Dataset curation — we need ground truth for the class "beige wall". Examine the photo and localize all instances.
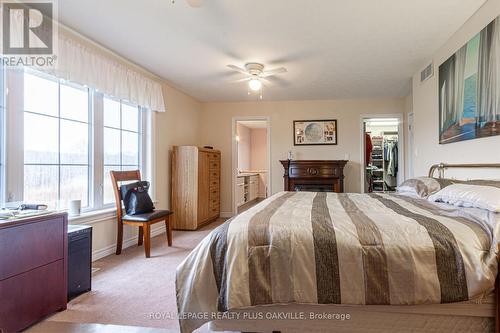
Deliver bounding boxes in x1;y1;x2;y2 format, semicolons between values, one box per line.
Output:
154;83;202;211
200;98;406;214
411;0;500;178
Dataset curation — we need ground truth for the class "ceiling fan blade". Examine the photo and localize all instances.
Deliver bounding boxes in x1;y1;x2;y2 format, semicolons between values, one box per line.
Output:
261;67;287;77
234;77;252;83
227;64;250;75
186;0;203;7
260;77;271;86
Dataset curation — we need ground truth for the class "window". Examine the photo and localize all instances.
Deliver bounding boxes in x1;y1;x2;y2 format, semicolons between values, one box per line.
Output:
1;68;150;211
23;72;90;208
102;97;141;204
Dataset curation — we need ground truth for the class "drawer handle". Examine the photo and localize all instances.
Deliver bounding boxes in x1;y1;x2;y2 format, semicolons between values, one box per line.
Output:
307;168;319;176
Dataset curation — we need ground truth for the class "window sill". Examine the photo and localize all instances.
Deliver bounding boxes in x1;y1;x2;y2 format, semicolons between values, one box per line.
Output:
66;200;159;225
68;207;117;225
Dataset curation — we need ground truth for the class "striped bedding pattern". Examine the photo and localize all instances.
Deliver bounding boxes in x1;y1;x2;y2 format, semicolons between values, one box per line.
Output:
176;191;498;333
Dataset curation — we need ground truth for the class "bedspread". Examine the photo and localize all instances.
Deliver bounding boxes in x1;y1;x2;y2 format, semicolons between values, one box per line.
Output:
176;192;499;332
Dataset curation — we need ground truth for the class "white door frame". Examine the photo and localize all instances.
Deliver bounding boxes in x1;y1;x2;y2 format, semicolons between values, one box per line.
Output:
231;116;271;216
408;112;414;179
359;113;405;193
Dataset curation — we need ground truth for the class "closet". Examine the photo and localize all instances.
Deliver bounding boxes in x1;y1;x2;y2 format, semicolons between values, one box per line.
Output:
365;120;400;193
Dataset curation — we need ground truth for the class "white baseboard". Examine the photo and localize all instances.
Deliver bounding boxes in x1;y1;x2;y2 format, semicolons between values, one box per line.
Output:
92;225;166;262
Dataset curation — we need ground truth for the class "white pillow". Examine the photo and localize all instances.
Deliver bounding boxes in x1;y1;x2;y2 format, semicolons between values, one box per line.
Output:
428;184;500;212
397;177;441;198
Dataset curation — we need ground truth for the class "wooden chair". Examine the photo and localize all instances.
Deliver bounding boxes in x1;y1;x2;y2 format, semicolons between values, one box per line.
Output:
110;170;173;258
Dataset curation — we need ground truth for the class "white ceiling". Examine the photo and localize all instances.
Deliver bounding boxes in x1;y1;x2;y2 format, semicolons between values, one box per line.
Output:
58;0;486;102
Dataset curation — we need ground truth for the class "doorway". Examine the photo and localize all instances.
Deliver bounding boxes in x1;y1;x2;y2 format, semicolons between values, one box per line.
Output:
361;116;404;193
231;117;271;215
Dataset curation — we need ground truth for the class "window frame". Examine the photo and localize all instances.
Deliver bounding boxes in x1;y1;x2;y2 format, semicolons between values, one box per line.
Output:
22;71;92;209
2;68;151;213
100;95;143;208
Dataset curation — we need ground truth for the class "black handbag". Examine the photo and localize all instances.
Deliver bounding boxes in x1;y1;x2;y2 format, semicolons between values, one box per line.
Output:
120;181;155;215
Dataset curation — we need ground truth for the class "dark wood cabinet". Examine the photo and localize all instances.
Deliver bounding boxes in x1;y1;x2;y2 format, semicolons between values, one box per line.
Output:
280;160;348;193
0;213;68;333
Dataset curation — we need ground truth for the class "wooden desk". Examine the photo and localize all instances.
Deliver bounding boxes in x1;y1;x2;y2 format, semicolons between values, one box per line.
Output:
0;212;68;332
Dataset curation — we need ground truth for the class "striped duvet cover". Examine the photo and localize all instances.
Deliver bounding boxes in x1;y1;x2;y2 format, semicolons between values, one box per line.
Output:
176;191;499;333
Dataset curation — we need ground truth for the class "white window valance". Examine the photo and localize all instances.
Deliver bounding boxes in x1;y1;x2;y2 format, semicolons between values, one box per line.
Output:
43;34;166;112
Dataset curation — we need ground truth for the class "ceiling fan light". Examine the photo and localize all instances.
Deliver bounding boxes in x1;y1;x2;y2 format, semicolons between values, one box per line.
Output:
248;78;262;92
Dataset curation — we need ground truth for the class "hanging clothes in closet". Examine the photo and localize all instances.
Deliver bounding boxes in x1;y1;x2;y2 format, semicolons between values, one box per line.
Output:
387;141;398;177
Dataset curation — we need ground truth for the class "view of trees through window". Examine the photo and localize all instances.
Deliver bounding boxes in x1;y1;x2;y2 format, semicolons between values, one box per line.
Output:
23;72;90;207
103;97;141;204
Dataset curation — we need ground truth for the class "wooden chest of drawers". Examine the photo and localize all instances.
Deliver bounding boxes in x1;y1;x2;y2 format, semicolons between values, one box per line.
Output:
171;146;221;230
0;213;68;333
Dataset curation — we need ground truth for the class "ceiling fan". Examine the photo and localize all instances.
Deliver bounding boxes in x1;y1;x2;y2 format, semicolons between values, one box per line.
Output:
171;0;204;8
227;63;287;96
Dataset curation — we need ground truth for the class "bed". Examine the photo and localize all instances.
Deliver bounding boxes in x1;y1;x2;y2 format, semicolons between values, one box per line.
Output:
176;163;500;333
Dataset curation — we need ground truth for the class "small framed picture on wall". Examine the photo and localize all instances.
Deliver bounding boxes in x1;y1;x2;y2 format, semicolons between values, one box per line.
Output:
293;119;338;145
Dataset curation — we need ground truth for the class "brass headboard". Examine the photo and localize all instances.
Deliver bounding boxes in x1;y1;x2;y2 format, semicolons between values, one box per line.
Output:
428;163;500;178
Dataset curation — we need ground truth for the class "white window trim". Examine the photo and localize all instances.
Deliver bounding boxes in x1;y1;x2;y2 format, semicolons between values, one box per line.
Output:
92;91;104;209
142;107;155;201
5;69;24;203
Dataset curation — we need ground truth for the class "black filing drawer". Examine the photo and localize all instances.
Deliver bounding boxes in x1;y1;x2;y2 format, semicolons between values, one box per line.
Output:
67;225;92;301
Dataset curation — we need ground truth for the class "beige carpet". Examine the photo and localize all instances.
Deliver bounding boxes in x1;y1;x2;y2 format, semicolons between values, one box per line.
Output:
44;220;224;332
27;321;174;333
